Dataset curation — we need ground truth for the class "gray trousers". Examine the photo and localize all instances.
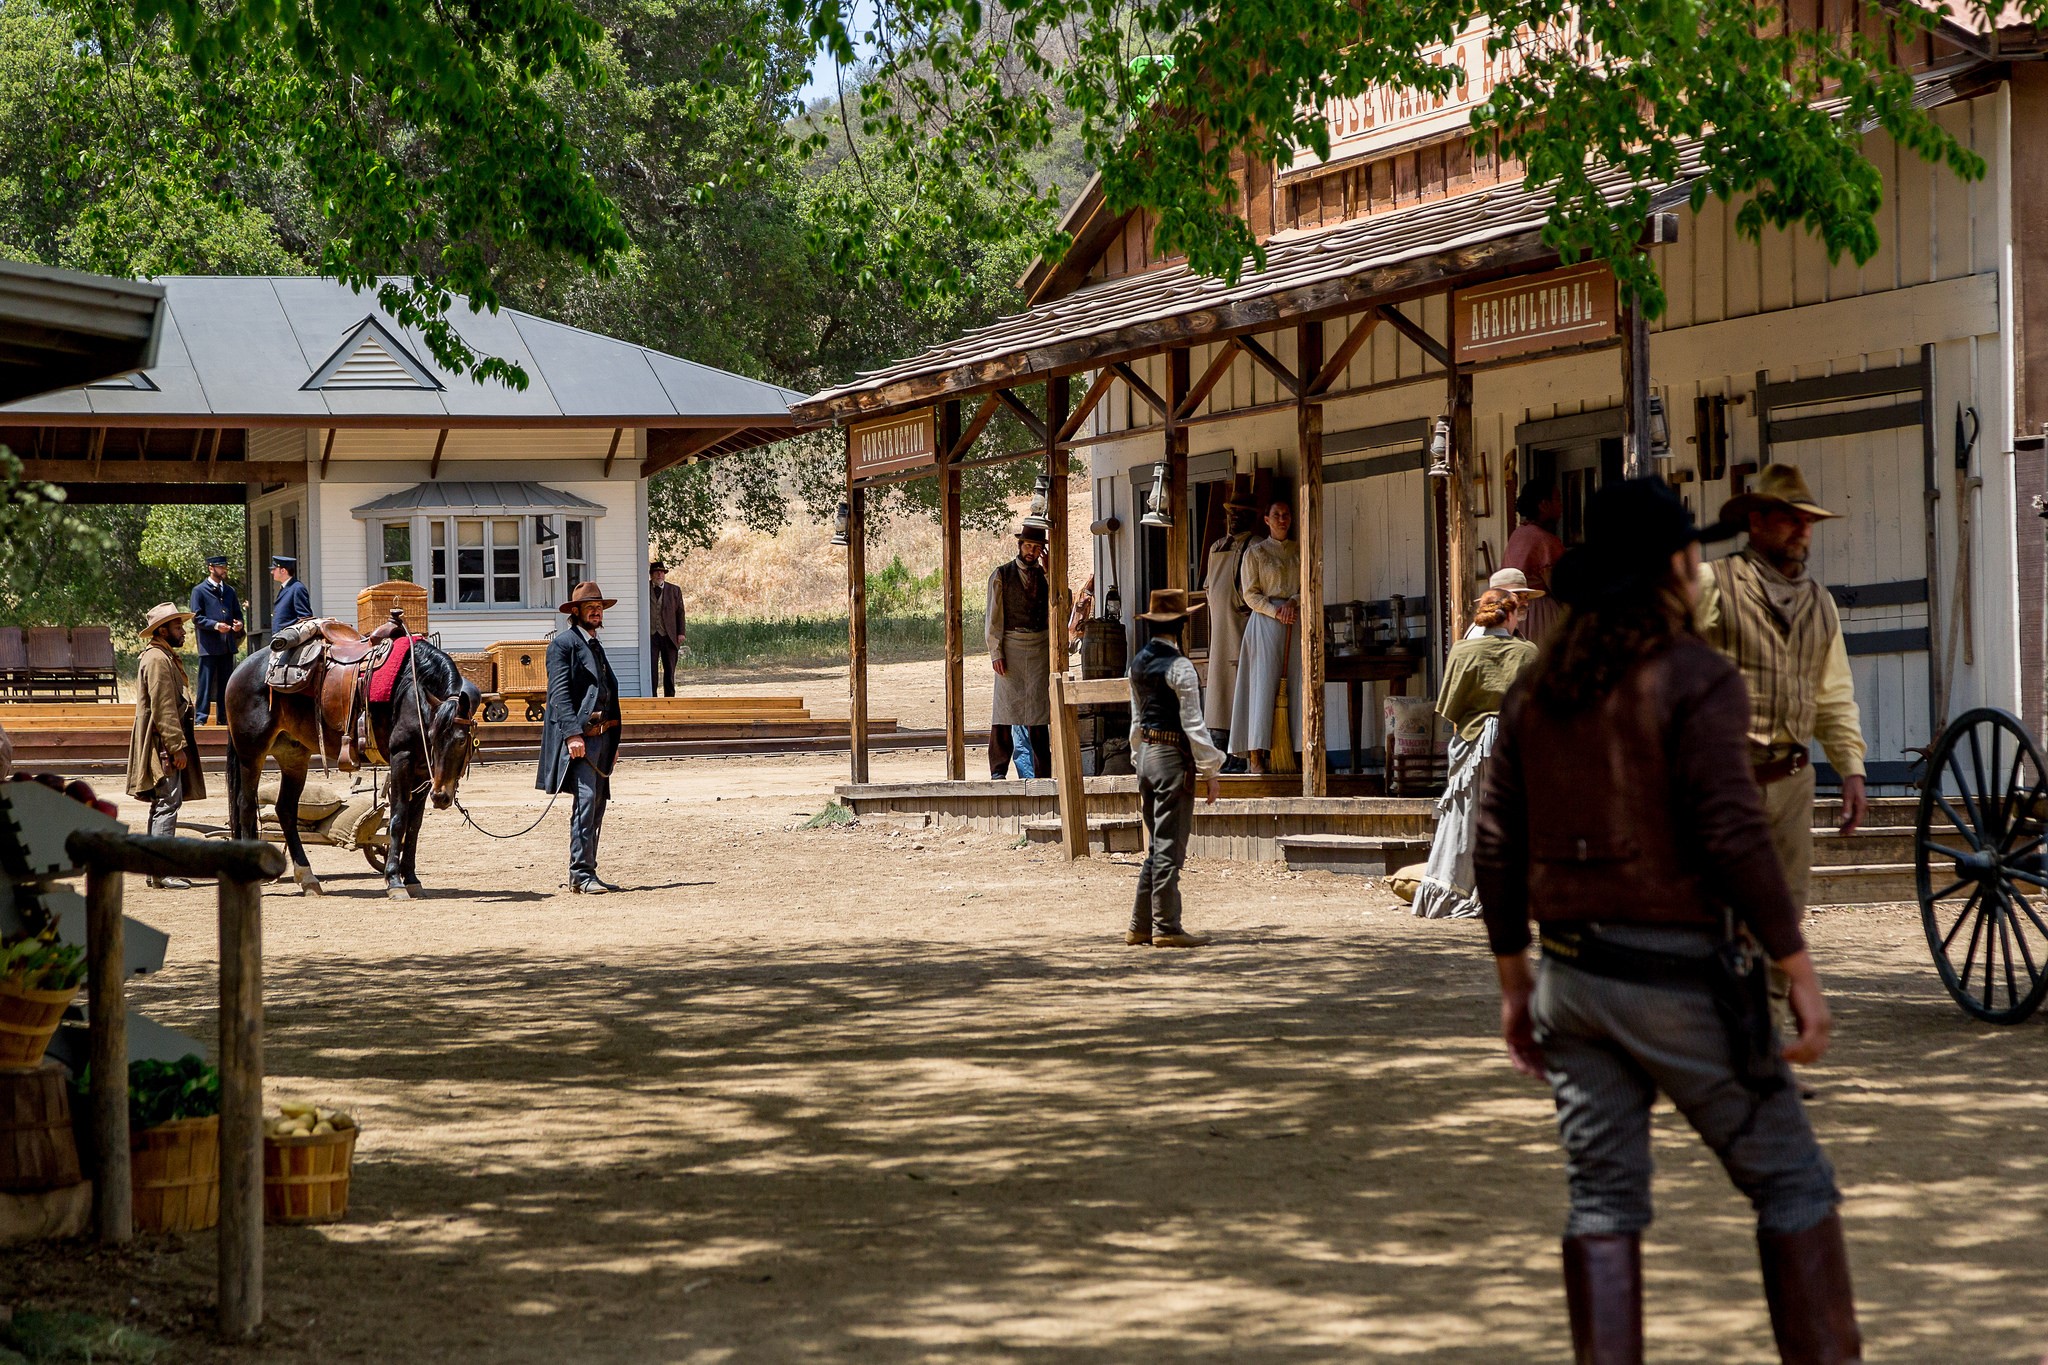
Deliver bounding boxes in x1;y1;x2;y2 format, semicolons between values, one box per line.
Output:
147;774;184;840
1131;740;1194;935
1533;926;1840;1239
567;757;610;883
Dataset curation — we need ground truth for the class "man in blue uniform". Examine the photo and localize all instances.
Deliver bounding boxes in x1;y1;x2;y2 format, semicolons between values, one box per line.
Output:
188;554;243;724
539;581;624;894
269;555;313;636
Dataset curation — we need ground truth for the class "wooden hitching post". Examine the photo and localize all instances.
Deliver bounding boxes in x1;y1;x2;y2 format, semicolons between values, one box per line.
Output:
217;873;264;1341
1165;350;1191;590
84;864;130;1244
847;466;871;786
940;400;967;781
1297;320;1328;798
1447;367;1475;642
1046;376;1072;656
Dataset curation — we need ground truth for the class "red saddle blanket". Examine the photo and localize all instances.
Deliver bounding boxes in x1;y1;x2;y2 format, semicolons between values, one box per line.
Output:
366;634;418;704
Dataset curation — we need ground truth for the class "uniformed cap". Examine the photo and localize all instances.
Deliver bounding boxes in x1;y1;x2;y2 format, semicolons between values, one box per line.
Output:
270;555;297;572
204;554;228;567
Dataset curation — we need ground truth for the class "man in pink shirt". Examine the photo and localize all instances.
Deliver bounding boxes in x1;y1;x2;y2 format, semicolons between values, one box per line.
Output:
1505;476;1565;643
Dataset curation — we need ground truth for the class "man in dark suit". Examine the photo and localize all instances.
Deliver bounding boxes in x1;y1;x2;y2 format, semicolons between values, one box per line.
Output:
648;560;686;697
539;580;624;894
269;555;314;636
189;553;243;724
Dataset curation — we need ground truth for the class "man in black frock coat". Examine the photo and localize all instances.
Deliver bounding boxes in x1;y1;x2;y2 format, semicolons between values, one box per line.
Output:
539;581;624;893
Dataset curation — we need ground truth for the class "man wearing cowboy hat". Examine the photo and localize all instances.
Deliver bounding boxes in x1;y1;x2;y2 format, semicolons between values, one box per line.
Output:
1127;589;1225;947
1200;482;1262;761
648;560;686;697
986;523;1054;779
1696;463;1869;917
188;552;243;725
1464;567;1547;639
540;581;624;894
127;603;207;888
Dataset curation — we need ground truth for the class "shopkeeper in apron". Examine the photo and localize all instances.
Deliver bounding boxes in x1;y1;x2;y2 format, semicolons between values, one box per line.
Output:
986;523;1053;780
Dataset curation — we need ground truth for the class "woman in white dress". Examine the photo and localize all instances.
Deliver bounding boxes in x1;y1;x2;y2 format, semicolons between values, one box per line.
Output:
1229;499;1301;774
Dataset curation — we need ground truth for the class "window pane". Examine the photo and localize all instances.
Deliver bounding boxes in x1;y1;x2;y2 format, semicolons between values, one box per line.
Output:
494;575;521;603
493;546;519;576
566;521;583;560
493;518;519;544
457;520;483;547
431;521;446;548
381;524;412;581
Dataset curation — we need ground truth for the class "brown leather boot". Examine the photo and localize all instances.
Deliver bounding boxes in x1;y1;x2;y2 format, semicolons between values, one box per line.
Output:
1562;1233;1643;1365
1758;1213;1861;1363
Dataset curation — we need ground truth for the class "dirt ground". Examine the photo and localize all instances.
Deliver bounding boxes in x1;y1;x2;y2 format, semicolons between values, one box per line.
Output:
8;752;2048;1363
674;655;992;733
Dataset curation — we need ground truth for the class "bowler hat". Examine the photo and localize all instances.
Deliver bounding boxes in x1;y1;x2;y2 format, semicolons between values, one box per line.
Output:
1720;463;1837;523
559;580;618;613
1138;588;1207;623
140;602;193;639
1015;524;1049;544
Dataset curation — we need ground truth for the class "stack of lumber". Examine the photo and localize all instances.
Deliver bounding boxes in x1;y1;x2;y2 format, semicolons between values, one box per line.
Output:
0;698;942;774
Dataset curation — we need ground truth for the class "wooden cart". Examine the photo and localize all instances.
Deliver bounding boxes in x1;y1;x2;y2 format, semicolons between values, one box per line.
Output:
479;639;552;723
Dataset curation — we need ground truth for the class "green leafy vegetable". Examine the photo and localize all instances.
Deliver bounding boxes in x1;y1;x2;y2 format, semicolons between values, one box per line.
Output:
126;1054;220;1131
0;935;87;993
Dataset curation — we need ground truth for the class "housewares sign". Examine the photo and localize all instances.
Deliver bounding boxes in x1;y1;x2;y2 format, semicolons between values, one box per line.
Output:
1453;262;1618;364
850;409;938;480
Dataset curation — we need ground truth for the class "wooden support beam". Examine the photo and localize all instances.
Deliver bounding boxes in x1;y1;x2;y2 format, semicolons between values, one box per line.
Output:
995;388;1048;444
1237;334;1300;396
17;459;304;486
643;427;731;479
1447;368;1476;641
319;428;336;478
951;393;1001;461
1112;361;1171;419
206;429;222;470
601;427;624;477
846;460;870;785
940;400;967;781
1309;316;1379;396
1178;341;1243;420
1165;349;1191;591
1620;302;1651;477
1046;376;1072;678
428;429;450;480
85;867;130;1245
1375;304;1451;368
89;427;106;473
1050;672;1090;859
188;430;203;460
1058;367;1117;443
1297;321;1327;798
216;875;264;1340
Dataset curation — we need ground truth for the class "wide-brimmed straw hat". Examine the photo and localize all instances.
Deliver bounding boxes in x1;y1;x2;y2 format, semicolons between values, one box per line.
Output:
1138;588;1207;624
1720;463;1837;523
558;581;618;614
140;603;193;638
1486;567;1545;600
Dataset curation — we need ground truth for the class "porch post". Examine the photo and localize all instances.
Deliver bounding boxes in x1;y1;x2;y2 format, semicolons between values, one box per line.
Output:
846;448;870;785
1620;301;1651;478
1165;349;1191;590
1447;366;1475;641
1046;376;1072;656
1297;321;1327;797
940;400;967;780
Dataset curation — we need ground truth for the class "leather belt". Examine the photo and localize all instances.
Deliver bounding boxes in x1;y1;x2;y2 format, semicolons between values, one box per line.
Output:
1137;727;1187;747
583;718;621;735
1752;747;1810;786
1540;928;1718;987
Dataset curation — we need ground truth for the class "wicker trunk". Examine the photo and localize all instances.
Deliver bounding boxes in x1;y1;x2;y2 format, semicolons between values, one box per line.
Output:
357;580;430;637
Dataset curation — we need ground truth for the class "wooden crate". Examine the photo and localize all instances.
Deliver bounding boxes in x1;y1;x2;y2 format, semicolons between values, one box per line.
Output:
487;640;552;695
357;580;429;637
132;1116;220;1234
264;1127;357;1224
452;653;496;695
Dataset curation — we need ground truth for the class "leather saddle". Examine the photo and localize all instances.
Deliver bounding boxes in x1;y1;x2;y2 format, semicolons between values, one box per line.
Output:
307;613;410;771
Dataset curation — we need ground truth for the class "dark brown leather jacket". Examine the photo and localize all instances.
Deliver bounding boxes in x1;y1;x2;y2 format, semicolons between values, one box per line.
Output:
1473;635;1804;961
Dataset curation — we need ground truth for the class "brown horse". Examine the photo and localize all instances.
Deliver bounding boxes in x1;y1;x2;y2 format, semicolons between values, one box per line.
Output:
224;635;480;898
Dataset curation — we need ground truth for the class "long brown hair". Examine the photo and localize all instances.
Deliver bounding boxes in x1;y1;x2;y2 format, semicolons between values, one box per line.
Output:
1525;554;1693;712
1470;588;1518;629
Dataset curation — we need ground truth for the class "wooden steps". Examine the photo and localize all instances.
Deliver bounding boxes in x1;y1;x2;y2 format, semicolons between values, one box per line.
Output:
1277;834;1434;876
1022;814;1144;854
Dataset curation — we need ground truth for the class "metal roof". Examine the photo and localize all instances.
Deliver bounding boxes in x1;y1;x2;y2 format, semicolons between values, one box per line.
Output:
350;481;607;517
796;65;1978;425
0;261;165;404
2;276;806;427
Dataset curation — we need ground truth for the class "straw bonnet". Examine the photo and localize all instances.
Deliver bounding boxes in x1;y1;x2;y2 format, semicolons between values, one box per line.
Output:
1137;588;1207;623
1719;463;1838;523
558;581;618;613
1486;567;1545;600
140;602;193;638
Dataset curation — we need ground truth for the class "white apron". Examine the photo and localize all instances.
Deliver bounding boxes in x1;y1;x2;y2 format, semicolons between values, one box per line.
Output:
991;629;1052;726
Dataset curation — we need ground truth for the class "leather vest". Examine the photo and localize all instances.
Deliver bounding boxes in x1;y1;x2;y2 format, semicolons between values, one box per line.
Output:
1130;638;1185;734
996;559;1049;632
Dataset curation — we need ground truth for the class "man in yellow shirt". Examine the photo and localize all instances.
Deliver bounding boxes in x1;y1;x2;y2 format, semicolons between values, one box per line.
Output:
1694;464;1869;917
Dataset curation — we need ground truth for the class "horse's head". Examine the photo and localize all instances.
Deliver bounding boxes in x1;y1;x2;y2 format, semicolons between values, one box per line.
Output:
426;680;483;809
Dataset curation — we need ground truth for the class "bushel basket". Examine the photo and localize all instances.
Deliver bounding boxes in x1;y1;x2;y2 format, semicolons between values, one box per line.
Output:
132;1115;221;1234
264;1126;357;1223
0;981;79;1071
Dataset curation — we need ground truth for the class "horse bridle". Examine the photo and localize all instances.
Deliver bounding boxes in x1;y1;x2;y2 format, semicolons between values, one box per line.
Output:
403;643;477;796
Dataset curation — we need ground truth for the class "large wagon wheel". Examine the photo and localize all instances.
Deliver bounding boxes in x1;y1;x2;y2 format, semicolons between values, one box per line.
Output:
1915;707;2048;1023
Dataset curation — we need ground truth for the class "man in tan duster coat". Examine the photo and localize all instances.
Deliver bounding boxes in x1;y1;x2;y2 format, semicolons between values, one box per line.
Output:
127;602;206;888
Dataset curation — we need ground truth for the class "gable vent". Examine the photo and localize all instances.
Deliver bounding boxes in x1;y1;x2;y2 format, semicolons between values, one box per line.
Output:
303;317;443;392
86;371;158;390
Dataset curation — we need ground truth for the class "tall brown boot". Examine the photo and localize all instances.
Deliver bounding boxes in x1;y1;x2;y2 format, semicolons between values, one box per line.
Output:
1562;1233;1643;1365
1758;1213;1862;1363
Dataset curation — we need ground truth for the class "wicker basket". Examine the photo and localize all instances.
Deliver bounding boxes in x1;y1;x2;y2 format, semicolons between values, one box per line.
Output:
132;1116;220;1234
264;1127;357;1224
357;580;429;638
0;981;79;1071
487;640;552;696
452;652;496;695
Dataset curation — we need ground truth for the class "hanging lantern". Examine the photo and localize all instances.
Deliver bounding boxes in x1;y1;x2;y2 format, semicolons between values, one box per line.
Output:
1426;416;1453;479
1647;393;1672;460
830;500;851;547
1022;473;1053;532
1138;462;1173;529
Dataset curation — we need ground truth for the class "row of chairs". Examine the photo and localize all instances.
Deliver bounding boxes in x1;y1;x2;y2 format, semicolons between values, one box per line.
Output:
0;626;119;701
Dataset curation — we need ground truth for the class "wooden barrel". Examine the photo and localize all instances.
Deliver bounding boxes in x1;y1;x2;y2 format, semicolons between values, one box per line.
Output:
264;1128;357;1224
132;1116;220;1234
0;1063;83;1193
0;982;79;1070
1078;619;1128;680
